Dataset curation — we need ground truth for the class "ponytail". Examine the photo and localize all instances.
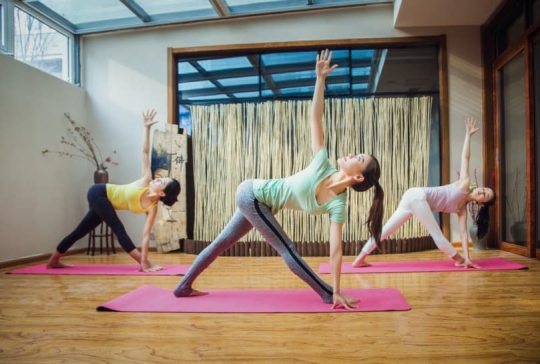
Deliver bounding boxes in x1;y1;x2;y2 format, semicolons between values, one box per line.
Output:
475;193;496;239
351;155;384;249
367;182;385;247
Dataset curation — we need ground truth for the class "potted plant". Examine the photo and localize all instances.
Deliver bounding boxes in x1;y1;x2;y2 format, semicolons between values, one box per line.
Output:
42;113;118;183
507;168;526;243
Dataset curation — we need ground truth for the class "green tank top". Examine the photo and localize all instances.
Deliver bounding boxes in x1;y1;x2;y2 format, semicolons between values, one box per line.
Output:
106;181;157;214
253;148;347;223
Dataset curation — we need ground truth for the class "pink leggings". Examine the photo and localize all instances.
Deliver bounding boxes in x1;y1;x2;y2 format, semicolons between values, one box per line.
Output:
361;188;457;258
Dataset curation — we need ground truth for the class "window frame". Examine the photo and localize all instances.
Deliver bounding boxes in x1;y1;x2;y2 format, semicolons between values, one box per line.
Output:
0;0;76;83
0;0;14;55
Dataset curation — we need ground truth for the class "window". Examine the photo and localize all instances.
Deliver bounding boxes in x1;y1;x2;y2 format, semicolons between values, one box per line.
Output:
495;0;540;56
496;11;526;56
533;0;540;23
13;7;70;81
0;3;3;46
177;47;439;103
0;1;74;82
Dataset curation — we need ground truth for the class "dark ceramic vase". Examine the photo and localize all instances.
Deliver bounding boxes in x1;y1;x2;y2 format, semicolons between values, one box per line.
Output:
510;222;527;244
94;169;109;184
469;224;489;250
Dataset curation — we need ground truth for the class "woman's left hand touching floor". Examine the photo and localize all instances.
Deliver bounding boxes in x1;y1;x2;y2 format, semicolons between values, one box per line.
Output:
455;257;480;269
332;292;359;310
139;260;164;272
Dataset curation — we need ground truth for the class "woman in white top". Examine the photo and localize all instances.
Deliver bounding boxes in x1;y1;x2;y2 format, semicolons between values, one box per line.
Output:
352;118;495;269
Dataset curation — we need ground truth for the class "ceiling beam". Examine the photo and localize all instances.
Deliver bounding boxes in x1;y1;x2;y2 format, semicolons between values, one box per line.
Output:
188;61;237;99
209;0;231;17
247;55;282;97
119;0;151;22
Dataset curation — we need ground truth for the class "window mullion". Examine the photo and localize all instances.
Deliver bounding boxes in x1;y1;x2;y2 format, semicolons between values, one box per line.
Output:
0;0;14;56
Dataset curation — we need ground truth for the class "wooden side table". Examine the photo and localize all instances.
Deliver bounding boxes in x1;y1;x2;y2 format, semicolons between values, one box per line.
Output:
87;222;116;256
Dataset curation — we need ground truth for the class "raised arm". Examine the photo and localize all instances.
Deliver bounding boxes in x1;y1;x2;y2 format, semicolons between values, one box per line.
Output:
458;118;480;185
140;109;159;186
311;50;338;155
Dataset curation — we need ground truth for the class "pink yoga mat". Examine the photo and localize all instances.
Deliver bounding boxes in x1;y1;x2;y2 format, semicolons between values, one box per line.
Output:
6;264;191;276
318;257;527;274
97;285;411;313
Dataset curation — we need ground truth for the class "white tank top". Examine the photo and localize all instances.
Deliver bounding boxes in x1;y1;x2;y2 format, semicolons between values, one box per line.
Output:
422;184;468;214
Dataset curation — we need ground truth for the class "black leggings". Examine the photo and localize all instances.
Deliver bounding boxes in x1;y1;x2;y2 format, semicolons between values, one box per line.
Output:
56;184;137;254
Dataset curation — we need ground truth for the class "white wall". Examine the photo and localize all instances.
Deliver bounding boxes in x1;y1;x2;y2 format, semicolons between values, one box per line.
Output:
0;4;483;262
0;53;88;262
439;27;484;240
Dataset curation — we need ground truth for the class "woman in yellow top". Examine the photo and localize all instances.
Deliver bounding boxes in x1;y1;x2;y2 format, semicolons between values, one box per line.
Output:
46;110;181;272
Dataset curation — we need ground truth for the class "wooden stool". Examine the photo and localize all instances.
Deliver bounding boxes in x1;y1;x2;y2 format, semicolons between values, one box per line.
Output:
87;222;116;256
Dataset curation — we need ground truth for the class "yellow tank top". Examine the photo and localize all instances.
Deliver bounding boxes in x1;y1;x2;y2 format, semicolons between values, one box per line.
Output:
106;181;157;214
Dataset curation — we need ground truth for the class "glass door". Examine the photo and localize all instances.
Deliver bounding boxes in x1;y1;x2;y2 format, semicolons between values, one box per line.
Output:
485;0;540;258
495;50;529;254
534;35;540;256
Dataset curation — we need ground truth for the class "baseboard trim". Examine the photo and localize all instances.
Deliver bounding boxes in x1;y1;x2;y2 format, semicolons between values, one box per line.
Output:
0;246;159;269
452;242;473;248
0;248;86;269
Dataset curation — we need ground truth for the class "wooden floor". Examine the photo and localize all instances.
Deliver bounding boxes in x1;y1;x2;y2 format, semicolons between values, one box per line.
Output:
0;249;539;364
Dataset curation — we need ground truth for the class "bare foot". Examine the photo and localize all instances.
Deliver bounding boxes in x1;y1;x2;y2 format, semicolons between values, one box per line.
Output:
188;289;208;297
46;261;72;269
352;260;371;268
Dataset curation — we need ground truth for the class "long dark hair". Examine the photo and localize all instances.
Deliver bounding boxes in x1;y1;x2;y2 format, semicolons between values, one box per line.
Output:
351;156;385;246
161;179;181;206
475;192;496;239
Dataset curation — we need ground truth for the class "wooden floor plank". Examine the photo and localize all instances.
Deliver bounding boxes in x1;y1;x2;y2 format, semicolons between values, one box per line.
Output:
0;249;539;363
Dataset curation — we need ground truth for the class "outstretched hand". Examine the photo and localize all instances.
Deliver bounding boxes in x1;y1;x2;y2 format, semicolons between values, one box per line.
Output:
143;109;158;128
139;260;164;272
331;292;359;311
464;118;480;137
316;49;338;78
455;258;481;269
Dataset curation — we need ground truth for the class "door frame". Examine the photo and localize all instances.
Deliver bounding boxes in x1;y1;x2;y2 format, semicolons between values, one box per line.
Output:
493;37;537;257
534;30;540;259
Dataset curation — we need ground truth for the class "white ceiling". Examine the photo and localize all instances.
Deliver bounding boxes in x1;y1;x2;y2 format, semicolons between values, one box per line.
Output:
394;0;504;27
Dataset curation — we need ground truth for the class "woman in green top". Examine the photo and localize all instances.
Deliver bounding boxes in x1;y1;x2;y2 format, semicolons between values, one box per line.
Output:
174;50;384;310
47;110;181;272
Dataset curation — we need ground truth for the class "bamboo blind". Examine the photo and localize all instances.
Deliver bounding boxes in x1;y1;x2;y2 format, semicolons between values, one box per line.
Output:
192;96;432;242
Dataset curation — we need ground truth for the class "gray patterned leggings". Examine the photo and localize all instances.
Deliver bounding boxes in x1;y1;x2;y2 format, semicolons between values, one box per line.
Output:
173;179;333;303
